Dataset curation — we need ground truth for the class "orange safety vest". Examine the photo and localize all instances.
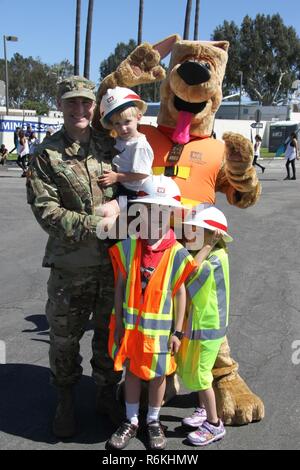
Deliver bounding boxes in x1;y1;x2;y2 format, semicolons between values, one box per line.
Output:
139;124;225;207
108;237;197;381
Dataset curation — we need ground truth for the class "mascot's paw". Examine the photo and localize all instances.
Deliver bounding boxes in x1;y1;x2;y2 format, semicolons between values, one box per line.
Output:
232;183;262;208
222;132;260;195
214;374;265;425
114;43;165;88
128;44;165;81
223;132;253;173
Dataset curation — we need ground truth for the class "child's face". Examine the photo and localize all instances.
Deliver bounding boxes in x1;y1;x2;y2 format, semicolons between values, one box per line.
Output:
139;203;172;239
111;114;141;140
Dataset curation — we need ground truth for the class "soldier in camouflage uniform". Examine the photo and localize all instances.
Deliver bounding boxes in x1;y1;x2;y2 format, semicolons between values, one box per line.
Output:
26;76;122;438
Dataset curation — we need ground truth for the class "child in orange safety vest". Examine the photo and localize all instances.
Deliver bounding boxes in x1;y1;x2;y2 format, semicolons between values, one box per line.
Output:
106;175;197;450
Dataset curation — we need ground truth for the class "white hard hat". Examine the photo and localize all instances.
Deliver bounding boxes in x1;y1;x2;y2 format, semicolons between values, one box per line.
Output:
133;175;183;207
184;205;233;242
100;86;147;129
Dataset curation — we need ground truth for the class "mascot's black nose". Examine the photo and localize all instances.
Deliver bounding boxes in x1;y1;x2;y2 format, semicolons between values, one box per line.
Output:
177;61;211;85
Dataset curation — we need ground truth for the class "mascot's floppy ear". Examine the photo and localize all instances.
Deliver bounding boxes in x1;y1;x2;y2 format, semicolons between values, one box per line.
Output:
210;40;229;52
153;34;181;59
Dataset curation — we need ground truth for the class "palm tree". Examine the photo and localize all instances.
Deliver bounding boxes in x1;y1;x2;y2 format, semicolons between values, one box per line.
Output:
194;0;200;40
137;0;144;45
74;0;81;75
84;0;94;79
183;0;192;40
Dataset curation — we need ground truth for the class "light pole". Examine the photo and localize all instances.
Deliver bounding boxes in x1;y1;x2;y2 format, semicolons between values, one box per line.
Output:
3;35;18;115
237;71;243;120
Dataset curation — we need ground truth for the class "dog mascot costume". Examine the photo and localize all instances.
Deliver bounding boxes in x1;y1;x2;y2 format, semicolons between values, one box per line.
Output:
93;34;264;425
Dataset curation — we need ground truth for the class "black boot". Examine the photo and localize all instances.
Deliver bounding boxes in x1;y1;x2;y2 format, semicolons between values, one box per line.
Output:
52;386;76;438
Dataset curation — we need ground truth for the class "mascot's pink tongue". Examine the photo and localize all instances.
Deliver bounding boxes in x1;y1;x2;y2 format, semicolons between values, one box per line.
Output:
172;111;193;144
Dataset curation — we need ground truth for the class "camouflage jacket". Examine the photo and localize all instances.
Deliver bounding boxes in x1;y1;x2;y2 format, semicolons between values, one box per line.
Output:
26;126;117;269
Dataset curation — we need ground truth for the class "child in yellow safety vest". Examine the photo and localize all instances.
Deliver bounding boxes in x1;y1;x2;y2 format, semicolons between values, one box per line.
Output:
177;205;232;447
107;175;197;450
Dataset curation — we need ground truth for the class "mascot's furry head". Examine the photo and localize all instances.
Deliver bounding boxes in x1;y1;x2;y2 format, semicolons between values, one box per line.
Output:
93;35;228;141
157;37;229;140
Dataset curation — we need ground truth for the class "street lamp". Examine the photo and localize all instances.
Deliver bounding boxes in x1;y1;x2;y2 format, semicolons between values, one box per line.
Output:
3;35;18;115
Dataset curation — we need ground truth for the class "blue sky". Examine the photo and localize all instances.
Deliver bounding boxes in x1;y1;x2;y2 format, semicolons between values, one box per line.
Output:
1;0;300;85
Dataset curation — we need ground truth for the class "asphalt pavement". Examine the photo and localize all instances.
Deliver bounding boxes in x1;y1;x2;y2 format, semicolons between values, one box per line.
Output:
0;159;300;450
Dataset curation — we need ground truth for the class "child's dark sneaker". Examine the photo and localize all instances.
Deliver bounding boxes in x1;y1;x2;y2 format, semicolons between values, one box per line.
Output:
146;421;167;450
107;420;138;449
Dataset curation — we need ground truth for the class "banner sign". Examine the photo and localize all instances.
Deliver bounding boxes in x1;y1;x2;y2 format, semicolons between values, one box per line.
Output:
0;119;62;133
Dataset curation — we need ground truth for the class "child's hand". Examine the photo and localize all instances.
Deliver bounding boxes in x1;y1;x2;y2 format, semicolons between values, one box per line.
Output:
95;199;120;217
205;229;223;247
168;335;181;355
98;170;118;187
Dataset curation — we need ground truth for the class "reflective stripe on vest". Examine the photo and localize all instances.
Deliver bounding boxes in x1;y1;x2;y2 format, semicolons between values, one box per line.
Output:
185;248;229;341
152;166;191;180
109;237;196;346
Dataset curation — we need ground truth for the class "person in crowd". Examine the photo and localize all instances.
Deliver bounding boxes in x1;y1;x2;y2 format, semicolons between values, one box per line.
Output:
0;143;9;165
252;135;265;174
284;132;299;180
107;175;197;450
98;86;153;201
177;206;232;447
26;76;122;438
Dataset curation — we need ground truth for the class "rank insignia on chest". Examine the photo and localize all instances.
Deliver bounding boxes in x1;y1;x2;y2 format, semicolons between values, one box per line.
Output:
166;144;184;163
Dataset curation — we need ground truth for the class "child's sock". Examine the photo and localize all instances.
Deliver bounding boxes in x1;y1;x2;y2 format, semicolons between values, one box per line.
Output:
125;401;139;426
147;406;161;424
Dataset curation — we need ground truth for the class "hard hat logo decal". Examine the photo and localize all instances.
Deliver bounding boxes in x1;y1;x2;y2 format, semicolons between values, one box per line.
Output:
157;187;166;194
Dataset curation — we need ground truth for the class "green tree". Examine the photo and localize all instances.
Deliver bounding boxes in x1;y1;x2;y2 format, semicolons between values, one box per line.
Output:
213;20;241;98
23;100;49;115
212;14;300;104
0;54;73;111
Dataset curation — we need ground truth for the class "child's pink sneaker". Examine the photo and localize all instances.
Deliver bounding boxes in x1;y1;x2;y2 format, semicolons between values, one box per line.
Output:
182;408;207;428
187;420;226;446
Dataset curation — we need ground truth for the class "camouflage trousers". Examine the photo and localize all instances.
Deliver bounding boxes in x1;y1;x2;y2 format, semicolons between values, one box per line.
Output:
46;263;122;388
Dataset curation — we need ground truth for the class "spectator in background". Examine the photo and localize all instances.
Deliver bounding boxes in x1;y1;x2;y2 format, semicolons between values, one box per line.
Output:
252;135;265;174
17;130;29;177
25;125;33;139
0;144;8;165
10;126;21;154
28;132;40;164
43;128;54;141
284;132;299;180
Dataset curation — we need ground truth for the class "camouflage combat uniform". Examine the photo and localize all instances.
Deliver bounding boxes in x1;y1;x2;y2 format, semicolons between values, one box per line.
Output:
26;125;122;389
